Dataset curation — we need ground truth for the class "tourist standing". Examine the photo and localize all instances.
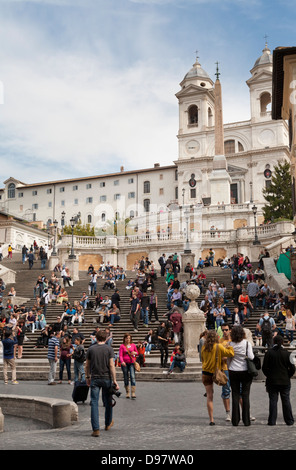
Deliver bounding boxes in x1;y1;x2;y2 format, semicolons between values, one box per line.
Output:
227;325;254;426
2;329;18;384
262;334;295;426
85;330;119;437
119;333;138;399
47;330;61;385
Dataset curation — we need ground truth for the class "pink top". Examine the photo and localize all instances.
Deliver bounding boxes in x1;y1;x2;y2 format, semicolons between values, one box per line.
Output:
119;343;138;364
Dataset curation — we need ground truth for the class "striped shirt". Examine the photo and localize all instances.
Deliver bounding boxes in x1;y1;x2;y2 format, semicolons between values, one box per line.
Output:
47;336;60;360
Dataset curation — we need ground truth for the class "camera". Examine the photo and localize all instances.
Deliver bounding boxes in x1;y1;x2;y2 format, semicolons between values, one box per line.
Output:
109;384;121;398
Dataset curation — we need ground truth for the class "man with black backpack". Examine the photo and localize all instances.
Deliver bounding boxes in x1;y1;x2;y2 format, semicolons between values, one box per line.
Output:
259;311;276;348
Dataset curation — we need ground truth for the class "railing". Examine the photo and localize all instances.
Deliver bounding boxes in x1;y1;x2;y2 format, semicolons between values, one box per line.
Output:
57;221;294;250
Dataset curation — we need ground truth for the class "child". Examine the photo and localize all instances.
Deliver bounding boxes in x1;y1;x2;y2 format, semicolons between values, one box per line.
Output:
71;337;86;383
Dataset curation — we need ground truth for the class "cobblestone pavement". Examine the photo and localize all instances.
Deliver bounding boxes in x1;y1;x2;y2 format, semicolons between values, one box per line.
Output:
1;379;296;454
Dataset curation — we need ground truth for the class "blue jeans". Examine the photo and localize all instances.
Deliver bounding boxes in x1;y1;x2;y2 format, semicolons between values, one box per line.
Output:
74;360;85;383
141;308;149;325
90;377;113;431
108;314;121;325
216;318;224;328
59;359;71;381
121;362;136;387
169;358;185;372
221;370;231;399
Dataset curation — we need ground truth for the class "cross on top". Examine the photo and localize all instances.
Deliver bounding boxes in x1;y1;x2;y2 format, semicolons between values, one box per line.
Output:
215;61;220;80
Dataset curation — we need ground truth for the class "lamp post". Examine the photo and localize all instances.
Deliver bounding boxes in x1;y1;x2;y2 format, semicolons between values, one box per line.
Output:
69;216;76;259
61;211;66;235
184;207;191;253
51;219;58;256
252;204;260;245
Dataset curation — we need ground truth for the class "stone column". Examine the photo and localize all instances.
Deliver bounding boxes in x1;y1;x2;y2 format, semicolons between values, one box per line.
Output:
48;255;60;272
182;284;206;360
67;258;80;282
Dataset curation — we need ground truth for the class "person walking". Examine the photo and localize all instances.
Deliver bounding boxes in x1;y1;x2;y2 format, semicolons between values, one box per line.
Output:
262;334;295;426
227;324;254;426
201;329;234;425
47;330;61;385
119;333;138;399
258;311;276;349
85;329;119;437
219;324;232;422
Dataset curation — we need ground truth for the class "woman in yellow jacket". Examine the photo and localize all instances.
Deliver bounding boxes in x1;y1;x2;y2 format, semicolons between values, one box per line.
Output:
201;329;234;425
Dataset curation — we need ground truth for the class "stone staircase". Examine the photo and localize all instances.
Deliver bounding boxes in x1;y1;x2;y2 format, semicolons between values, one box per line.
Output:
0;254;273;382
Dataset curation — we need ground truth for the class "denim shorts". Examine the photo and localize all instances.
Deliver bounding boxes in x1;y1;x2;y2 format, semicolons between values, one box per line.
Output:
221;370;231;399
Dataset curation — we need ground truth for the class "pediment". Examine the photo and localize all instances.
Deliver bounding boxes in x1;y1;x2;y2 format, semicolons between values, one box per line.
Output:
246;70;273;85
176;84;214;99
3;177;26;187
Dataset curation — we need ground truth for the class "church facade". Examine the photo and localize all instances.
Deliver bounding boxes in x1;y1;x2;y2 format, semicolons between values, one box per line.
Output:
0;44;291;251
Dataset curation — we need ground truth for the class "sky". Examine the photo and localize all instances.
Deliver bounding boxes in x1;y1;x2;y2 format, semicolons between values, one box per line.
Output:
0;0;295;185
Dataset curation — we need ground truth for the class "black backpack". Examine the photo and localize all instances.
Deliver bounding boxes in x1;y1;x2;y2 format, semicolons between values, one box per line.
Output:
261;317;272;333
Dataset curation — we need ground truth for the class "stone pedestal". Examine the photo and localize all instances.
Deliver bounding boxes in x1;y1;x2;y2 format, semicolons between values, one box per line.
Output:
48;255;60;272
67;257;80;282
182;284;206;359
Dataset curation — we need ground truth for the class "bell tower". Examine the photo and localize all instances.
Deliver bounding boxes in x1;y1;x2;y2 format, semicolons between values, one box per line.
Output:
175;55;215;161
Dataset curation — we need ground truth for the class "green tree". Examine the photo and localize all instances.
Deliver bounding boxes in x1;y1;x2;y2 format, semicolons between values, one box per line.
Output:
262;160;293;222
63;223;95;236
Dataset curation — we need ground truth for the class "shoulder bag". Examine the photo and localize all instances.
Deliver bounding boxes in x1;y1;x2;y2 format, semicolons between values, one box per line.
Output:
213;344;228;386
245;342;258;377
125;345;141;372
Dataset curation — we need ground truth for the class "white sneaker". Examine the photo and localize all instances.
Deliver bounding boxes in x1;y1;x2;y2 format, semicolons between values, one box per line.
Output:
226;412;231;422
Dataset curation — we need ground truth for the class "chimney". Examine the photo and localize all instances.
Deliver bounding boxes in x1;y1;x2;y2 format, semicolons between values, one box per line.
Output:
120;166;124;172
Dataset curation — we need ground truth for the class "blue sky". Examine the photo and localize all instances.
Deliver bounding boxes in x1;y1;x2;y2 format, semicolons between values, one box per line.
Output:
0;0;295;184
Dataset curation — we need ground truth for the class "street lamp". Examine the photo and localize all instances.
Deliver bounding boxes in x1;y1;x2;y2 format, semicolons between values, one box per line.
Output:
69;216;76;259
184;208;191;253
51;219;58;256
61;211;66;235
252;204;260;245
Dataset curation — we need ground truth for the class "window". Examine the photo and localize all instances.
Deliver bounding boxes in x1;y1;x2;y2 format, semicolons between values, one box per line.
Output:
100;182;105;187
86;197;93;204
143;199;150;212
48;202;52;208
114;194;121;200
86;183;92;189
224;140;235;154
159;188;164;195
129;210;135;218
60;187;65;192
32;190;38;196
260;92;271;114
100;195;107;202
18;192;23;198
175;186;178;200
188;105;198;125
87;215;92;224
265;180;272;190
7;183;15;199
74;199;78;205
101;213;106;222
230;183;238;204
73;185;78;191
128;192;135;199
144;181;150;193
159;174;163;180
224;139;244;154
128;178;134;184
32;203;38;210
114;180;119;186
61;200;65;206
175;169;178;181
47;188;52;194
190;188;196;198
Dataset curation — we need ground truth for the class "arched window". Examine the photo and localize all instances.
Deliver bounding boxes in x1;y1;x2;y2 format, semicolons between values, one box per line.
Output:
143;181;150;194
224;140;235;154
8;183;15;199
101;213;106;222
129;210;135;218
188;105;198;125
208;107;213;127
143;199;150;213
87;214;92;224
260;92;271;114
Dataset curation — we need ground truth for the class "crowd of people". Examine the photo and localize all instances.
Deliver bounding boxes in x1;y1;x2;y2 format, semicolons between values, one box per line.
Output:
1;247;296;432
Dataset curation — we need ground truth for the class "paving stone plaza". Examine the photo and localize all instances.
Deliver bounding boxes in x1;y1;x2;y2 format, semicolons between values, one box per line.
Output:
1;379;296;454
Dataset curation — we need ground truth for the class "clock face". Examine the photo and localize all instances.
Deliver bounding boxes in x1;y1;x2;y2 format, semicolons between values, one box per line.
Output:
186;140;200;155
189;178;196;188
264;168;272;179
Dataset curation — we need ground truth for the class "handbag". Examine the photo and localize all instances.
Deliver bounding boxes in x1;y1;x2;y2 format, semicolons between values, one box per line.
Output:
125;346;141;372
213;344;228;386
245;342;258;377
